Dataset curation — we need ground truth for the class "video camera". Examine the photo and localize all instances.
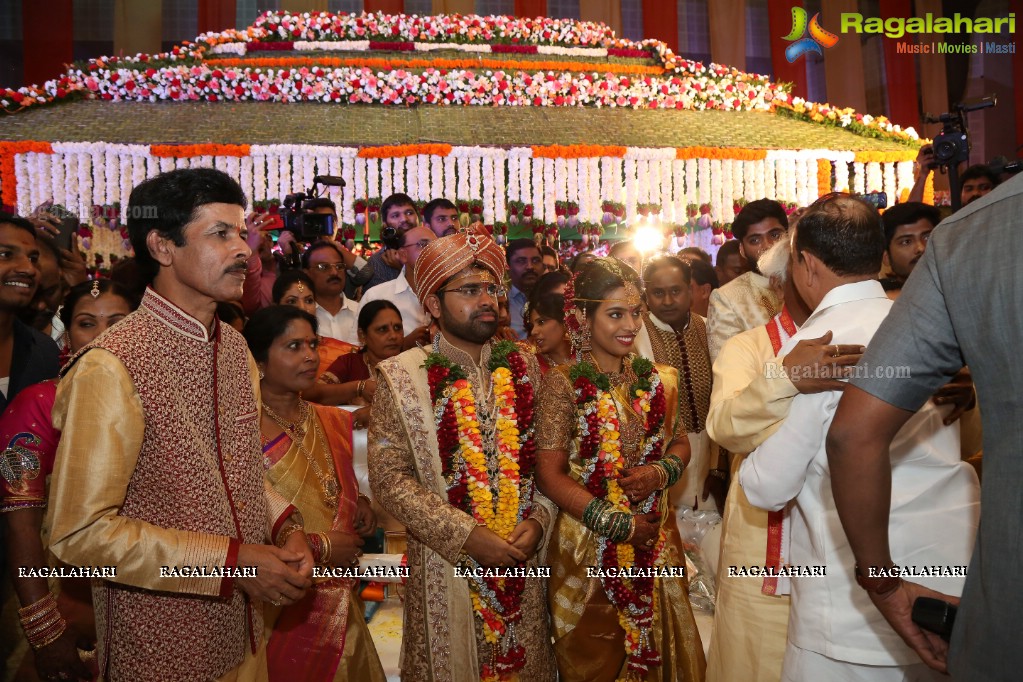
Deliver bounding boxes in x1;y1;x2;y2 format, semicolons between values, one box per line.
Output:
281;175;346;242
989;157;1023;177
924;95;997;211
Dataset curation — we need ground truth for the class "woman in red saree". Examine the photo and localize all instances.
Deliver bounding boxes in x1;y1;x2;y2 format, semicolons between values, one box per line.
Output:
243;305;384;682
2;280;137;681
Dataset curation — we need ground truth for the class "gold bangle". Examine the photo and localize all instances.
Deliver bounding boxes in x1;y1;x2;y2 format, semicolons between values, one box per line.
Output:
357;380;366;399
275;523;303;548
17;592;57;619
29;618;67;650
319;532;333;564
24;610;62;637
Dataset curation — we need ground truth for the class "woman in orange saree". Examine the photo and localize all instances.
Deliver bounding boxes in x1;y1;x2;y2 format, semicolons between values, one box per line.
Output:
244;305;384;682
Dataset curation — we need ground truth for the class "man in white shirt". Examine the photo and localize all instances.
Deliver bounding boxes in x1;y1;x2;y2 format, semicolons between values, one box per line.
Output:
738;195;979;682
358;225;435;350
304;240;360;344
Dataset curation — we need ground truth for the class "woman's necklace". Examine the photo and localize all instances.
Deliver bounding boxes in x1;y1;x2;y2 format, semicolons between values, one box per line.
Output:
362;352;377;374
542;351;568;368
262;399;340;508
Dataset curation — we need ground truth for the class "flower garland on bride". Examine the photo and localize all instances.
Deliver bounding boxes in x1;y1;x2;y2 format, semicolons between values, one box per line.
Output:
425;339;537;681
562;275;674;678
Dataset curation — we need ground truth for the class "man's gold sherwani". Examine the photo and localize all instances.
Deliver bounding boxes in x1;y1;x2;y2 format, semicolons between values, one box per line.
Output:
369;336;557;682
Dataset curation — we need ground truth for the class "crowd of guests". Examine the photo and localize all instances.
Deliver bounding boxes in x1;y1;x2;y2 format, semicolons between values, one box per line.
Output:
0;160;1016;682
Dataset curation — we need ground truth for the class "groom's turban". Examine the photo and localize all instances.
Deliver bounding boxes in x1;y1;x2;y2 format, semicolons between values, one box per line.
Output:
410;225;507;300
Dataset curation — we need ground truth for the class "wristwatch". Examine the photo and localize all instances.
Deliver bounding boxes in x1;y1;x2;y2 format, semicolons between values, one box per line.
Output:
854;564;902;595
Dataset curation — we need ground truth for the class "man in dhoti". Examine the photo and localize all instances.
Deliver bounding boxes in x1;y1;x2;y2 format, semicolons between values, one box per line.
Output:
705;237;859;682
369;225;557;681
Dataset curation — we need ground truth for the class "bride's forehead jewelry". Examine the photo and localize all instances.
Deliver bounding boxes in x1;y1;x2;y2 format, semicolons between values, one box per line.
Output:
573;281;642;308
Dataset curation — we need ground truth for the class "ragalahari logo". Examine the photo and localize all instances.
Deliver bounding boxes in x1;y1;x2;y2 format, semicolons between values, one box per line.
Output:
783;7;840;62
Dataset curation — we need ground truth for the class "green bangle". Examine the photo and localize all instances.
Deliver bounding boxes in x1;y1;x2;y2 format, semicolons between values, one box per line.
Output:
582;498;612;530
603;511;633;543
660;455;686;486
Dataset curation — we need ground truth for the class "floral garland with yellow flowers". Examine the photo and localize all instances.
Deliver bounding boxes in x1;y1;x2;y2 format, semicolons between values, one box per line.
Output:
425;339;536;681
571;356;670;679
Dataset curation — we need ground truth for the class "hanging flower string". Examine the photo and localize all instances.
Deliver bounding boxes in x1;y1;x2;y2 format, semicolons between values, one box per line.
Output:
570;355;669;679
425;339;535;681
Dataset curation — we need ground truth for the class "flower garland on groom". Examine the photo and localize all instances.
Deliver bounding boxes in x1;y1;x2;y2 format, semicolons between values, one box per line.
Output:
369;225;556;682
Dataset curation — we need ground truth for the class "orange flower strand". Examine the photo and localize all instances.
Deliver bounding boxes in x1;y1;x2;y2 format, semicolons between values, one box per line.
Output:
151;144;251;158
358;144;453;158
676;146;767;160
531;144;627;159
213;56;665;76
817;159;832;196
0;141;54;209
853;150;916;163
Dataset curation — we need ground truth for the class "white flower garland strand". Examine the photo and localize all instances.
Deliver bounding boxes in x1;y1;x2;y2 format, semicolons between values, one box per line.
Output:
482;154;495;224
896;161;915;202
866;162;883;193
468;154;481;201
852;162;866;195
367;158;380;200
685;158;698;208
519;152;533;208
671;159;685;224
439;155;452;202
10;145;915;240
587;157;600;224
51;150;66;210
494;154;508;223
543;158;556;225
507;153;520;204
530;156;543;221
381;157;394;199
624;158;638;223
456;155;469;202
882;162;897;203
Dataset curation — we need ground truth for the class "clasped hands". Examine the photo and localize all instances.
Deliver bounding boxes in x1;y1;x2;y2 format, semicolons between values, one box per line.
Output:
235;532;314;607
463;519;543;569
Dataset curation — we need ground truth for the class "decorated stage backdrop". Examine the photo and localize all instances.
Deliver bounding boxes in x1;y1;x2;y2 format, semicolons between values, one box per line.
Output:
0;10;925;265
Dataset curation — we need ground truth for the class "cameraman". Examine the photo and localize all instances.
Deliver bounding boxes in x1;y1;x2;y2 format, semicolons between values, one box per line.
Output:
242;198;369;314
907;145;998;210
356;193;419;292
304;198;373;299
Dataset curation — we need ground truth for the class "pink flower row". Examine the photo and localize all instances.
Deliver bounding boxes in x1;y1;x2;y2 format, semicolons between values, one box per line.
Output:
250;10;617;47
64;64;785;111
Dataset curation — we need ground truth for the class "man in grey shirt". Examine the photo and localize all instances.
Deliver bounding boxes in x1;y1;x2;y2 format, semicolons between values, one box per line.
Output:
826;174;1023;681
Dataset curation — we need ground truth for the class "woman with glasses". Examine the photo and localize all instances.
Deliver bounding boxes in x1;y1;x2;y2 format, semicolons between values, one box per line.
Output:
243;305;385;682
534;258;705;681
319;300;404;429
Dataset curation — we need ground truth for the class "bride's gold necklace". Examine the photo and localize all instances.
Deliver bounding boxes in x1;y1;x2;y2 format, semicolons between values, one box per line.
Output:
262;399;340;508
